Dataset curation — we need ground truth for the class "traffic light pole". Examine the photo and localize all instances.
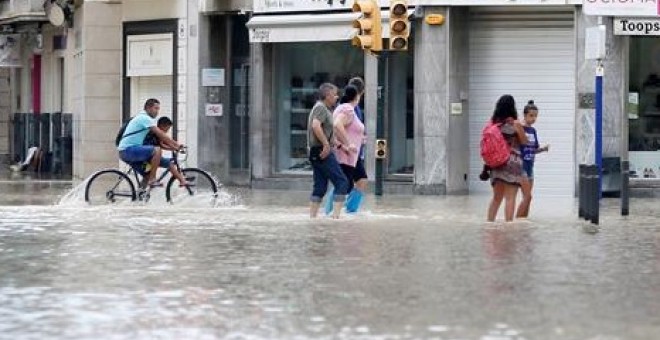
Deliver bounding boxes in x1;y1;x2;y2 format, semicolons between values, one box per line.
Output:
375;51;388;196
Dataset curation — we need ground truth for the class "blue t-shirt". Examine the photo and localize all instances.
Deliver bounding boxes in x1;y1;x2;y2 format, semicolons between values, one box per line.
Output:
117;112;155;151
520;126;539;163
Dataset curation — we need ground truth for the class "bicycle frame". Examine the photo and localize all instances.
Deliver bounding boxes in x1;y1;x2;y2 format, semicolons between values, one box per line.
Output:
114;149;187;200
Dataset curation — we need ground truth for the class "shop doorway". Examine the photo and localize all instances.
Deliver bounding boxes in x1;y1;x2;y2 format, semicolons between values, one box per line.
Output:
628;37;660;179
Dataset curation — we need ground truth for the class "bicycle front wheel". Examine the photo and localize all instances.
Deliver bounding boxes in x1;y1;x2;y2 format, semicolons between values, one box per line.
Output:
85;169;136;205
165;168;218;205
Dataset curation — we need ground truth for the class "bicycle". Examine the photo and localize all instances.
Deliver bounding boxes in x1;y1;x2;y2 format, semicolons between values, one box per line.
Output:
84;147;219;206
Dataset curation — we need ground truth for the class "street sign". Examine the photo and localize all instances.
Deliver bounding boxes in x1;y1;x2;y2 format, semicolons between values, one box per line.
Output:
614;18;660;35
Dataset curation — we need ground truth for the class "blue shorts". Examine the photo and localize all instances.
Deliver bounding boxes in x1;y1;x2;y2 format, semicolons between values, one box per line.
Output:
523;161;534;179
119;146;172;175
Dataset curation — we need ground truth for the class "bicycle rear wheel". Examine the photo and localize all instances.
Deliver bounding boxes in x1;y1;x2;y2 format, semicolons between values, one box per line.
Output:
165;168;218;205
85;169;136;205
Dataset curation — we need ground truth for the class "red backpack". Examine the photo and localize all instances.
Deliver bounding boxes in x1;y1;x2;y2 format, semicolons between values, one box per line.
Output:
480;121;511;168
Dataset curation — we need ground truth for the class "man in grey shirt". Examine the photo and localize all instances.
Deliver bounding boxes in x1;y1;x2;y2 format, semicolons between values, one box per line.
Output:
307;83;349;219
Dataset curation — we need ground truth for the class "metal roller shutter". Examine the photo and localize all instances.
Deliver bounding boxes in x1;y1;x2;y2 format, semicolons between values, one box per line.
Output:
468;8;576;197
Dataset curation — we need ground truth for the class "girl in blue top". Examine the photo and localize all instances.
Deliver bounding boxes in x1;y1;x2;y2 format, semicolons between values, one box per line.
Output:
516;100;549;218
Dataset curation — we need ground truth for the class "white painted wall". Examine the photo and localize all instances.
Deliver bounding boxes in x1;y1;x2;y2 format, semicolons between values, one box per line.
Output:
122;0;186;21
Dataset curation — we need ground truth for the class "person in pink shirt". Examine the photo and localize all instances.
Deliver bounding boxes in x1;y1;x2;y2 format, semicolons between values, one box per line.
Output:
325;85;365;215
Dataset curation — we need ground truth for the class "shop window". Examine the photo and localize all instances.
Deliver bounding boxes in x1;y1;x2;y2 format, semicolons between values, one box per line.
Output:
628;37;660;179
274;42;363;173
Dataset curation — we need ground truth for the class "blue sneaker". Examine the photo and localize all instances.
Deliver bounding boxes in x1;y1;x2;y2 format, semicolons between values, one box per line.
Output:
345;189;364;213
324;188;335;215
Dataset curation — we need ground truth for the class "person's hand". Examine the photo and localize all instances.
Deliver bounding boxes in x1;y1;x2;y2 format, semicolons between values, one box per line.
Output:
541;144;550;152
347;143;358;153
178;144;187;153
320;144;331;159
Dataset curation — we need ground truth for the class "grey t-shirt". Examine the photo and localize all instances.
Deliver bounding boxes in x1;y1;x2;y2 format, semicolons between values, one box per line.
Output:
307;101;334;148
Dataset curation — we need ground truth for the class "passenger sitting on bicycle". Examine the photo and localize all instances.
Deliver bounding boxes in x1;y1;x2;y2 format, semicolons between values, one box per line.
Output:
141;116;190;188
117;98;184;188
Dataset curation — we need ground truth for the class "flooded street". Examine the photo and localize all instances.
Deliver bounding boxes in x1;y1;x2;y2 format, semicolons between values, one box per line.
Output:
1;182;660;339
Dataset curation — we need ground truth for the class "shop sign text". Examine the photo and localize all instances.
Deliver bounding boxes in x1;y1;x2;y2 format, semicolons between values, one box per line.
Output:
584;0;659;17
255;0;372;13
250;29;271;43
615;18;660;34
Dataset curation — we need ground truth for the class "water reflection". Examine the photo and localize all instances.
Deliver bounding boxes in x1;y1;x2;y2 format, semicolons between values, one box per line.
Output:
0;189;660;339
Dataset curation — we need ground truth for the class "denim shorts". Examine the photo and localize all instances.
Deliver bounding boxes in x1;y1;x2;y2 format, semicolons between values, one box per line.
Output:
523;161;534;179
119;145;171;175
119;145;155;163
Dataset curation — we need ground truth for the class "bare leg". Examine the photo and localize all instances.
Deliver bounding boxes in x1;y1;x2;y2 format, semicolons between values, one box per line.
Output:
147;147;162;185
332;201;343;219
168;163;188;186
310;202;321;218
504;184;518;222
487;181;506;222
516;178;533;218
355;179;368;192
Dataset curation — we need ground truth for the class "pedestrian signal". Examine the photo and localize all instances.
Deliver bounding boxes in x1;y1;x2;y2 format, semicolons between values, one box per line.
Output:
389;0;409;51
352;0;382;52
376;139;388;159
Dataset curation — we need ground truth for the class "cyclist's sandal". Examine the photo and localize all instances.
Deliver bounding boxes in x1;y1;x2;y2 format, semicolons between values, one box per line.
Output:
179;183;196;187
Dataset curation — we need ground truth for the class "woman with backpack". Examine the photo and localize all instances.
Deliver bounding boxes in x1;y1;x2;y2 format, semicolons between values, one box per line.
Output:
482;95;528;222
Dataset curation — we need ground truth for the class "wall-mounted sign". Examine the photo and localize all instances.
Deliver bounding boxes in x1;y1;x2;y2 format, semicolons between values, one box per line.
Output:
584;0;659;17
202;68;225;87
0;34;22;68
127;33;173;77
615;18;660;35
205;103;223;117
254;0;357;13
585;25;607;60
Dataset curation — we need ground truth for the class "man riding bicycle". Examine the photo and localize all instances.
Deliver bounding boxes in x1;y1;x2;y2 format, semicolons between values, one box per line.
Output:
117;98;186;188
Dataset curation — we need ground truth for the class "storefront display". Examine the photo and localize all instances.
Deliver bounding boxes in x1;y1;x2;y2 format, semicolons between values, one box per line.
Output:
628;37;660;180
274;42;363;173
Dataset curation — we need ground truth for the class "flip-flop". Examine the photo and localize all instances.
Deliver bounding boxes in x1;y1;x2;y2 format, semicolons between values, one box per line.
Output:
179;183;196;188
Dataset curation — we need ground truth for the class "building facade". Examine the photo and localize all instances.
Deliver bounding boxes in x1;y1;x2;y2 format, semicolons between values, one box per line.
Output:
4;0;647;199
244;0;622;197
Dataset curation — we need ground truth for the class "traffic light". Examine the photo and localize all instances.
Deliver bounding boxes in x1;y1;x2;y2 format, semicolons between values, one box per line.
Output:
389;0;409;51
375;139;388;159
351;0;382;52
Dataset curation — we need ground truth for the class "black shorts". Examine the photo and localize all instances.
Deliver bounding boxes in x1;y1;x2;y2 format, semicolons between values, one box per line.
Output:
354;159;368;181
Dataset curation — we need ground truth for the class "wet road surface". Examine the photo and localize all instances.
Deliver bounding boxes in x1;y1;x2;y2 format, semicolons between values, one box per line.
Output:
1;182;659;339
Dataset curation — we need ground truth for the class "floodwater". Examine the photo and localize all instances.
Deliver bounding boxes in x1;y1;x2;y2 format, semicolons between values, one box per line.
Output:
1;181;660;339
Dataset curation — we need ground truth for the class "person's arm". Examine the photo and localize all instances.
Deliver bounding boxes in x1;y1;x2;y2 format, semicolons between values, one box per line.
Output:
333;109;357;153
533;130;549;153
149;126;181;150
158;140;176;151
311;118;331;159
513;120;528;145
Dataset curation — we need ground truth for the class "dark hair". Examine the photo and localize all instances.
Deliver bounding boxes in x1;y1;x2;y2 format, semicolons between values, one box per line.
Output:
491;94;517;123
144;98;160;110
157;116;173;127
524;100;538;115
348;77;365;94
340;85;359;104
